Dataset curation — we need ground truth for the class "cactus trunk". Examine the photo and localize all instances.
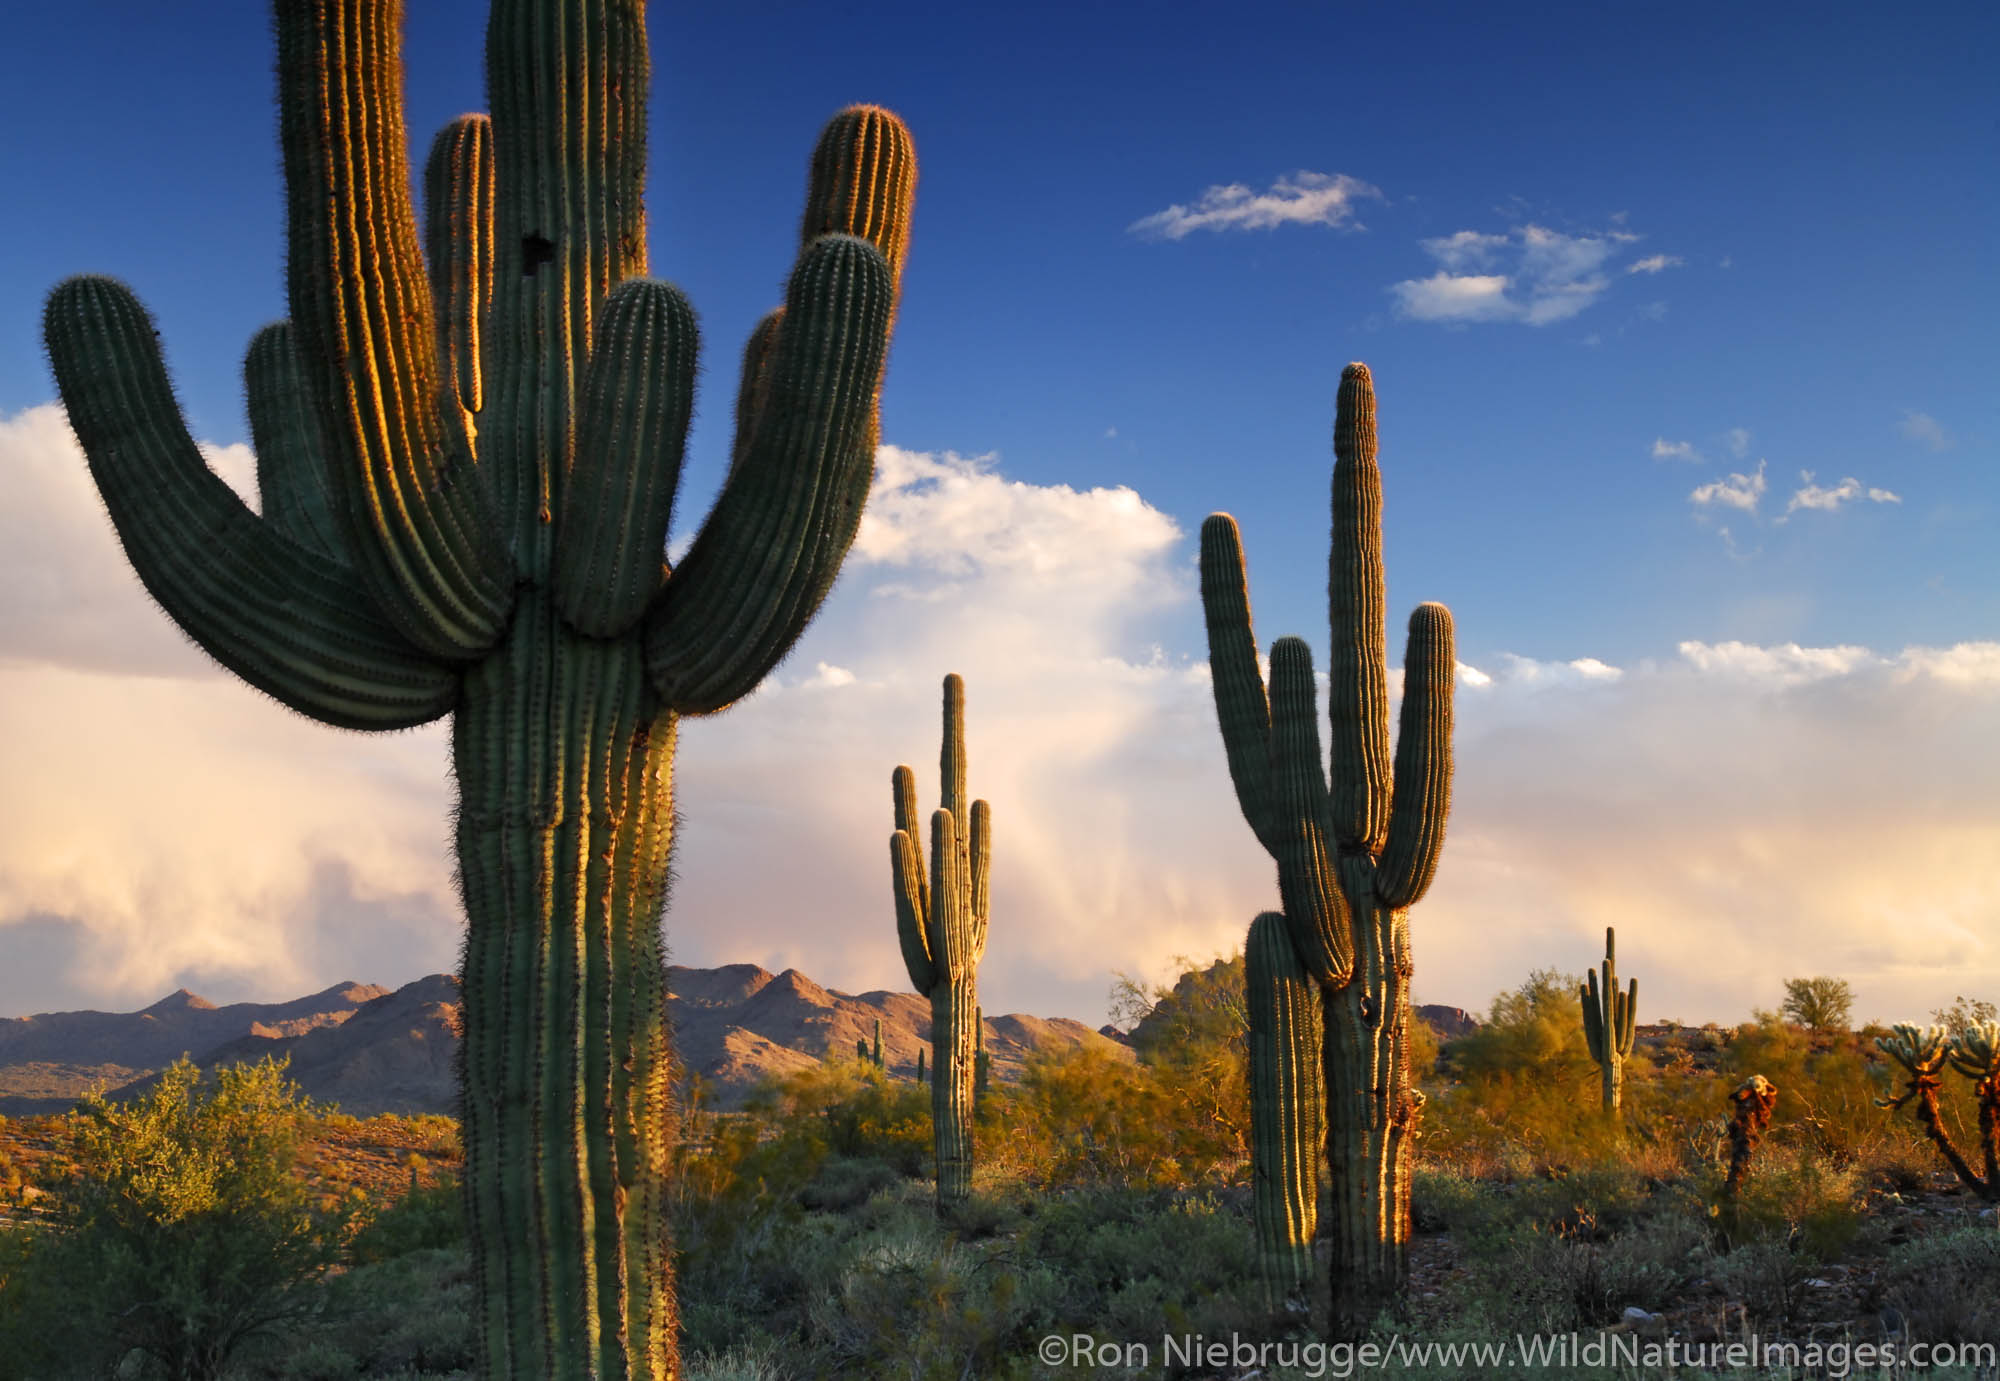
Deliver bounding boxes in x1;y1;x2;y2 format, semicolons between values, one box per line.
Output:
455;595;678;1373
931;973;978;1204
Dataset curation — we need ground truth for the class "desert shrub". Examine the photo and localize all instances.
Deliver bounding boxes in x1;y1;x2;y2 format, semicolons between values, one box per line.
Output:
1879;1224;2000;1345
273;1246;476;1378
987;1045;1215;1189
1710;1239;1814;1329
0;1056;351;1380
348;1172;466;1264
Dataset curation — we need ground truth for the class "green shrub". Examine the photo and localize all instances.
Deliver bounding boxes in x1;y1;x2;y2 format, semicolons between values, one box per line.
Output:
0;1056;350;1380
1879;1225;2000;1345
348;1173;466;1265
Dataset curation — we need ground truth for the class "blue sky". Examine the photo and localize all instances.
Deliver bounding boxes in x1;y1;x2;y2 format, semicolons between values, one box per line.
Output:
0;1;1993;1026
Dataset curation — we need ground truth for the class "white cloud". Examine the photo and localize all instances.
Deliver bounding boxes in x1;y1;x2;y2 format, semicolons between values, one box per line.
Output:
1900;411;1953;451
1652;437;1699;462
1690;459;1767;513
3;404;1994;1027
1128;172;1381;240
1390;223;1652;326
1627;254;1682;275
1726;428;1751;459
1781;470;1902;519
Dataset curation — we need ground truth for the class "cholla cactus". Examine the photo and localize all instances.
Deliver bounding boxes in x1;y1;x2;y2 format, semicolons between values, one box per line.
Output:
1581;927;1638;1114
890;674;991;1210
1877;1023;1999;1205
1201;363;1453;1334
41;1;914;1372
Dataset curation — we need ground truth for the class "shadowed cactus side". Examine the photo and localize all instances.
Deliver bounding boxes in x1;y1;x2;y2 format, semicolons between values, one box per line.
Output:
41;1;916;1373
1581;926;1638;1115
890;674;991;1211
1877;1023;2000;1206
1247;910;1323;1309
1200;363;1454;1335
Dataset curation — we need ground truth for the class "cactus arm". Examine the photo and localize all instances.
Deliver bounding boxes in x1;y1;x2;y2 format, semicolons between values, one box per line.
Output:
481;0;650;566
552;280;698;637
1247;910;1321;1306
1375;603;1455;908
274;0;514;659
941;674;969;836
44;277;458;730
1198;514;1282;854
1619;979;1639;1057
423;115;494;432
968;798;992;959
642;236;892;714
801;105;916;293
1327;363;1393;852
244;323;345;561
1581;970;1607;1062
891;827;937;993
1269;637;1356;987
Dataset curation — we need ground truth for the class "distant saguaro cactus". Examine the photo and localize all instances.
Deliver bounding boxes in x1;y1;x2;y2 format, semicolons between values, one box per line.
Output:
1581;927;1639;1114
891;674;991;1210
41;1;915;1372
1247;910;1323;1309
1201;363;1454;1334
1876;1023;2000;1206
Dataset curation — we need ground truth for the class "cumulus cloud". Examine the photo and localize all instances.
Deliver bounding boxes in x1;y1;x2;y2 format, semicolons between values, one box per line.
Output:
1780;471;1902;519
1128;172;1381;240
1390;223;1654;326
1690;459;1767;513
1900;411;1953;451
2;405;1993;1026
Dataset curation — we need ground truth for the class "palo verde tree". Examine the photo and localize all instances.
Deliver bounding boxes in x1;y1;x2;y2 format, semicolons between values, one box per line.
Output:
1201;363;1454;1335
40;0;915;1373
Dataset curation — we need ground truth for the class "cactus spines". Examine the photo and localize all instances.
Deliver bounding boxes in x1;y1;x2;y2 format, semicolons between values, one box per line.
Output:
43;2;915;1373
1581;927;1639;1115
1877;1023;2000;1204
890;674;991;1211
1247;910;1323;1309
1200;362;1453;1335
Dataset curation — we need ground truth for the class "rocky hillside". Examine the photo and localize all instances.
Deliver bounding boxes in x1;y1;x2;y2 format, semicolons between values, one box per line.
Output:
2;966;1132;1117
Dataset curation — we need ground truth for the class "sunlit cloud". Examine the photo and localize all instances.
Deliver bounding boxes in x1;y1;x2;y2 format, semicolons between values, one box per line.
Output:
1779;470;1902;520
1390;224;1657;326
1;406;1992;1029
1128;171;1381;240
1690;459;1767;513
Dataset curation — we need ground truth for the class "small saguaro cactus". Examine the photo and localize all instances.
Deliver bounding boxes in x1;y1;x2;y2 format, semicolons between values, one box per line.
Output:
1877;1023;2000;1205
41;0;915;1373
974;1009;992;1103
1581;927;1639;1114
1247;910;1323;1310
915;1046;927;1084
1200;363;1454;1335
890;674;991;1210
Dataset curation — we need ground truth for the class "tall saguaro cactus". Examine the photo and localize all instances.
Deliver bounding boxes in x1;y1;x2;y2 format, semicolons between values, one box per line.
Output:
890;674;991;1211
41;2;915;1374
1581;927;1639;1114
1201;363;1454;1335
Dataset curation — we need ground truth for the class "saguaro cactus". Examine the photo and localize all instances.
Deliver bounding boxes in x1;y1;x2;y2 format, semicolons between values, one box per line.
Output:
1876;1023;2000;1206
1200;363;1454;1334
41;2;915;1374
1581;927;1639;1114
890;674;991;1211
1247;910;1323;1309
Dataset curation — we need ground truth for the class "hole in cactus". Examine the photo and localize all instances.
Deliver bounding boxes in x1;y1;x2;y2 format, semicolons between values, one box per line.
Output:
521;234;556;276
